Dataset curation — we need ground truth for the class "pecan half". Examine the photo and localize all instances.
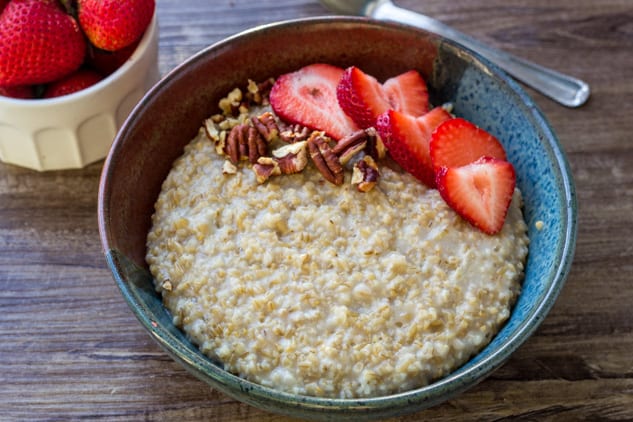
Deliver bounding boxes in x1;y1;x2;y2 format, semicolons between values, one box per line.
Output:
225;123;267;164
351;155;380;192
308;132;344;185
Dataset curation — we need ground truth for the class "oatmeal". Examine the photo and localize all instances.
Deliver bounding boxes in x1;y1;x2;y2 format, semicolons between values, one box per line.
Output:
146;71;529;398
147;137;529;398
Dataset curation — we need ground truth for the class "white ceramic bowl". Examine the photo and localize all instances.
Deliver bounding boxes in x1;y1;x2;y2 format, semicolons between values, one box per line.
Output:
0;14;159;171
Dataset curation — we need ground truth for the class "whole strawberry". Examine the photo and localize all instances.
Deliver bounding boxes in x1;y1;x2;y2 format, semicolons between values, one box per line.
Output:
0;0;86;86
86;41;138;76
0;84;33;99
43;68;103;98
78;0;155;52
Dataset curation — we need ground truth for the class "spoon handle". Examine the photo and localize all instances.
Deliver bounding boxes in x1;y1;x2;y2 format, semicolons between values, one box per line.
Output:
369;0;590;107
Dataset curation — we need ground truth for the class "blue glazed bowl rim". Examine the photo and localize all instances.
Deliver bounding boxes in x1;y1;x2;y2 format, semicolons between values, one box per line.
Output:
100;15;577;418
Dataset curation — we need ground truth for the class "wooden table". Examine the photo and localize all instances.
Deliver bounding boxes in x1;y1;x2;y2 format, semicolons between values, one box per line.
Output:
2;0;632;420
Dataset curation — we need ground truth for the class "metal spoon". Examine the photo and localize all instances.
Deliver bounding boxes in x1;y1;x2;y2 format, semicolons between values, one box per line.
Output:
319;0;590;107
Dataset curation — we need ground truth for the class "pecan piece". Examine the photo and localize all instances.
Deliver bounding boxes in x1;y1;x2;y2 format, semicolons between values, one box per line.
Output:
203;118;220;141
364;127;387;160
244;77;275;106
218;87;243;116
225;123;240;164
222;160;238;175
279;124;311;143
257;77;275;94
272;141;308;174
332;129;368;165
203;117;228;156
253;157;281;184
251;111;279;142
251;141;308;184
245;79;263;105
225;123;267;164
308;132;344;185
351;155;380;192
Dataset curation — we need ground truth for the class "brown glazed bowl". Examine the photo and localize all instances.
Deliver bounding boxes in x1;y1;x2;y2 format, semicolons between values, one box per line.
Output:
98;17;576;421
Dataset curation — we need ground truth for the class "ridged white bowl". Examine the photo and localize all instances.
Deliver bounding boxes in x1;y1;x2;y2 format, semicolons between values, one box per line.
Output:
0;14;159;171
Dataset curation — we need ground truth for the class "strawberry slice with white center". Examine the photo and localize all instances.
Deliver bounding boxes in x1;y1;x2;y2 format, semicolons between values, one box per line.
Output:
269;63;359;140
383;69;429;117
337;66;429;129
430;117;507;173
436;156;516;235
376;106;453;187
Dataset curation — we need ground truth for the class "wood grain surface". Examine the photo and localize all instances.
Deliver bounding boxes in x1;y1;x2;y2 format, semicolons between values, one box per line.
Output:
1;0;632;420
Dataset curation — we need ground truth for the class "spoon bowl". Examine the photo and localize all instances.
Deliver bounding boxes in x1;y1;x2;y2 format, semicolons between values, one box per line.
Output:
319;0;369;15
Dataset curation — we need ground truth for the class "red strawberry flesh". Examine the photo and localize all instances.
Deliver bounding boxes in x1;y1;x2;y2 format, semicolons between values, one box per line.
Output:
376;107;452;187
436;156;516;235
382;69;429;117
270;63;359;140
337;66;391;129
430;117;507;172
337;67;430;129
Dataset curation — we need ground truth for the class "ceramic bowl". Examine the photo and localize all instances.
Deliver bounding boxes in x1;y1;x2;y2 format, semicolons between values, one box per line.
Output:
0;13;159;172
98;17;577;421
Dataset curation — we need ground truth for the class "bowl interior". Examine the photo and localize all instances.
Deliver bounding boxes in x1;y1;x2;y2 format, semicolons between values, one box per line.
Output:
98;17;576;420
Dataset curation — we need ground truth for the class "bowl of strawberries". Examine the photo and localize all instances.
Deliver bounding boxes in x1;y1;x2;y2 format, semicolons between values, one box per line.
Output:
0;0;158;171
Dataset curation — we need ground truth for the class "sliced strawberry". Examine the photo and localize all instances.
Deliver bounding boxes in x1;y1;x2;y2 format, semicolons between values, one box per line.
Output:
376;107;452;187
383;69;429;117
430;118;507;173
337;67;429;129
436;157;516;235
269;63;359;140
336;66;391;129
